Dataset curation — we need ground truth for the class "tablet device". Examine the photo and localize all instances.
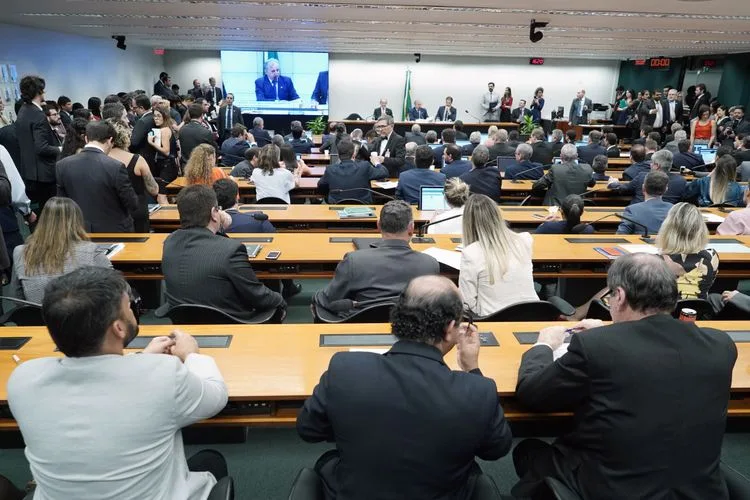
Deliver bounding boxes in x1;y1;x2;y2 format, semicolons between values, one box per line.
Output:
419;186;448;211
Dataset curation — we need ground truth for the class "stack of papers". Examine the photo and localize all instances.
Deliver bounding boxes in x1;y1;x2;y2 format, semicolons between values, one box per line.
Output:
422;247;461;270
702;213;725;223
373;181;398;189
618;244;661;255
706;243;750;254
338;207;375;219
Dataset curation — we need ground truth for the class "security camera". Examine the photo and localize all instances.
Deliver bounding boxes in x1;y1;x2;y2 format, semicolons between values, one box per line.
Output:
529;19;548;43
112;35;127;50
414;53;422;63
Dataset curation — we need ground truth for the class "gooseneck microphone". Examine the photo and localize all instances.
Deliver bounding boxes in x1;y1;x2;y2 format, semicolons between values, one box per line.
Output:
330;188;396;201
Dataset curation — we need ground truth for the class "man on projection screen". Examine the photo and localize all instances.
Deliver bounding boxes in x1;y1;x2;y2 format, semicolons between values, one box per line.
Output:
254;59;300;102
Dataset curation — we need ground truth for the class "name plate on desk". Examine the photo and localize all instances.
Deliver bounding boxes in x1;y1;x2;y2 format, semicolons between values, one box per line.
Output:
238;237;274;243
330;237;354;243
516;331;750;344
320;332;499;347
328;206;376;211
126;335;233;349
240;206;288;211
0;337;31;350
641;237;742;244
565;238;629;244
90;236;149;243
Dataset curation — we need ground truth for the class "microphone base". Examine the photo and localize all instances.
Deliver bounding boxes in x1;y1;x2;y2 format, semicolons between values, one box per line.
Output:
411;237;436;244
510;179;523;184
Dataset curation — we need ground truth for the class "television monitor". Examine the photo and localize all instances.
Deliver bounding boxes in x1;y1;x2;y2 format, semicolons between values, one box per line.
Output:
419;186;448;211
220;51;329;115
693;144;710;155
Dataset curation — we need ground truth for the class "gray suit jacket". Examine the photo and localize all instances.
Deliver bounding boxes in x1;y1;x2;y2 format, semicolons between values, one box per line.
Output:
569;97;592;126
163;227;284;319
179;121;218;163
56;147;138;232
615;198;673;235
315;239;440;317
532;161;595;206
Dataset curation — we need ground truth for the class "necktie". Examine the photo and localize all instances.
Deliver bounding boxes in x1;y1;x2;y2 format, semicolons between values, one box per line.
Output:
226;107;231;129
274;80;279;100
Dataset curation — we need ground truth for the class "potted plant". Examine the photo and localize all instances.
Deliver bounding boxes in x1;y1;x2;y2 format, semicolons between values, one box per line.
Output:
306;116;327;136
518;114;536;140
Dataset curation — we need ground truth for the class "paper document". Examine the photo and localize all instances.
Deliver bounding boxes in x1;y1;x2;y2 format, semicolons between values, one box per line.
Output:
702;213;725;223
705;243;750;254
373;181;398;189
618;244;660;255
422;247;462;270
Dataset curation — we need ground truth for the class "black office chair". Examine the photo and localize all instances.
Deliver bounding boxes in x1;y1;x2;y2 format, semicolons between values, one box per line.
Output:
207;476;235;500
255;197;289;204
543;477;581;500
672;299;713;320
715;300;750;320
0;297;44;326
586;299;612;321
313;299;397;324
158;304;279;325
475;297;574;322
288;468;324;500
723;462;750;499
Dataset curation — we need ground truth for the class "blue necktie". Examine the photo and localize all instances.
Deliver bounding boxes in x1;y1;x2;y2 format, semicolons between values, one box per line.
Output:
274;80;279;100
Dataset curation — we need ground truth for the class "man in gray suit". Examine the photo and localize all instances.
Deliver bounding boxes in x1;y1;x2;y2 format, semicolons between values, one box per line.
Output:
313;200;440;319
8;267;230;500
161;184;285;321
404;123;426;145
664;129;686;154
56;121;139;232
533;144;595;206
569;88;593;126
616;171;673;235
180;103;218;164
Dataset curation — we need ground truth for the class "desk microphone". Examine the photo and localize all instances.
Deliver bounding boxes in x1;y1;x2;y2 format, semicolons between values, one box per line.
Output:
464;109;482;122
571;212;617;233
330;188;396;201
325;297;398;312
414;212;465;242
614;213;650;238
508;163;546;183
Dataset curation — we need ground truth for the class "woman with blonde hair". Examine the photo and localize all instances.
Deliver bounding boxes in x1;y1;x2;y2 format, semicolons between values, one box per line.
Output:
426;178;469;234
11;197;112;303
656;202;718;300
250;144;300;203
107;119;160;230
685;155;743;207
184;143;227;186
459;193;538;316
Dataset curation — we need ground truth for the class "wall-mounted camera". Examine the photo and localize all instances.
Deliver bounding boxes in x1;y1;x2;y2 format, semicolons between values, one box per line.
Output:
414;53;422;63
529;19;548;43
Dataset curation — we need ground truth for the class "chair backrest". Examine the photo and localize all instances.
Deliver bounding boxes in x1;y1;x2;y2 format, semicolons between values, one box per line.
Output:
0;297;44;326
478;300;563;322
339;302;395;323
167;304;246;324
255;196;289;204
586;299;612;321
672;299;713;320
714;300;750;320
207;476;235;500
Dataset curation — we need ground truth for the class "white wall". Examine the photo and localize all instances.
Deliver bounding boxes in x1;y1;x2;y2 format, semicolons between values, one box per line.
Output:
163;50;223;95
0;23;164;107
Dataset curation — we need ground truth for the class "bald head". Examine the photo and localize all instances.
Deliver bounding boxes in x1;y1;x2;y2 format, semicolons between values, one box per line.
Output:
390;276;463;345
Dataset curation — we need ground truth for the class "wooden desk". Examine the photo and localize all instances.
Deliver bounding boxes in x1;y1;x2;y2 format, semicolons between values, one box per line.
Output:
148;204;732;233
1;321;749;429
102;232;750;281
340;120;518;137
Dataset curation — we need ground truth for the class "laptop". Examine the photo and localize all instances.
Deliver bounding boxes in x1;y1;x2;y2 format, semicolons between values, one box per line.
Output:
693;144;710;155
574;141;588;148
701;149;717;164
496;156;516;174
419;186;449;211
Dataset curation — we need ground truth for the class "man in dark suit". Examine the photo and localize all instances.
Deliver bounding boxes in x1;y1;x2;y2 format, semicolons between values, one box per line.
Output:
511;100;532;123
153;72;178;100
300;275;512;499
373;98;393;120
459;145;502;203
730;106;750;137
407;100;429;121
219;124;254;167
569;89;592;126
404;123;426;145
254;59;299;101
672;139;705;170
431;128;457;169
16;76;61;211
487;129;515;161
615;171;673;235
370;115;406;177
180;104;218;164
129;94;157;170
317;139;388;204
161;184;285;321
57;96;73;127
435;96;457;122
528;129;553;165
462;131;481;156
505;143;544;181
249;117;273;148
622;144;652;181
288;124;313;154
205;77;223;106
550;129;564;158
660;88;684;134
217;93;242;143
689;83;710;120
187;79;205;100
396;145;446;204
576;130;607;165
732;134;750;165
311;200;440;319
512;253;736;499
56;121;138;232
610;149;686;205
533;144;595;206
453;120;469;141
441;144;472;179
311;71;328;105
213;178;274;233
604;132;620;157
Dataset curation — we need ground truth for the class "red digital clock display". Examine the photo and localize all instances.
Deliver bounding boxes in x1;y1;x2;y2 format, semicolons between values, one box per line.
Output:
703;59;717;68
529;58;545;65
650;58;671;68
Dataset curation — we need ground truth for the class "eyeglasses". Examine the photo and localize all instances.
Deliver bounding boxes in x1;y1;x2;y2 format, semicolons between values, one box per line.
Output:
462;305;475;328
374;124;388;130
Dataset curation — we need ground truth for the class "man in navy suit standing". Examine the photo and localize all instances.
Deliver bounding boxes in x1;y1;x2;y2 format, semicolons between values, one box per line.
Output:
254;59;299;101
311;70;329;105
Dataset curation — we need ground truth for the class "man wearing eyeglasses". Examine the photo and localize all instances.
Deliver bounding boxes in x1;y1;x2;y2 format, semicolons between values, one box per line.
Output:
299;275;512;499
368;115;406;177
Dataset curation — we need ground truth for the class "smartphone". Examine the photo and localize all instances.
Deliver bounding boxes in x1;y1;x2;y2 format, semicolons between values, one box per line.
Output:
296;153;301;161
266;250;281;260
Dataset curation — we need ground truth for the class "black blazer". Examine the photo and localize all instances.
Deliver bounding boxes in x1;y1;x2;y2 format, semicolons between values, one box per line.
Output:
0;161;12;269
217;106;242;140
56;148;138;232
436;105;457;122
250;127;273;147
488;142;515;161
371;132;406;177
129;112;157;169
15;103;60;183
577;144;607;165
317;159;388;204
606;145;621;158
459;167;502;203
298;340;512;499
373;107;393;119
163;227;284;320
530;142;554;165
404;132;426;145
179;121;218;164
515;314;736;499
661;99;684;127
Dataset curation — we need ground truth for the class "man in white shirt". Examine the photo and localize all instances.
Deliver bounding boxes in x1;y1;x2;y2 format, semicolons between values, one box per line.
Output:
8;267;230;500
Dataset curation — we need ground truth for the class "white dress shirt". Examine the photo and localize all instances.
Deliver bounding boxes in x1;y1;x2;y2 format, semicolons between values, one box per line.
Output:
653;103;664;129
8;352;228;500
0;145;31;215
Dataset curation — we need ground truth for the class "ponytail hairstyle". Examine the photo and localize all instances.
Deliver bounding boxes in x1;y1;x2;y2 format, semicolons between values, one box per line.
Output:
561;194;585;233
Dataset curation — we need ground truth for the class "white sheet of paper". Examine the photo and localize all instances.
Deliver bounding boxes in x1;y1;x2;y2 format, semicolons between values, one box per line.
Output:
373;181;398;189
422;247;462;270
705;243;750;254
349;348;388;354
553;343;569;361
618;244;660;255
702;213;725;223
